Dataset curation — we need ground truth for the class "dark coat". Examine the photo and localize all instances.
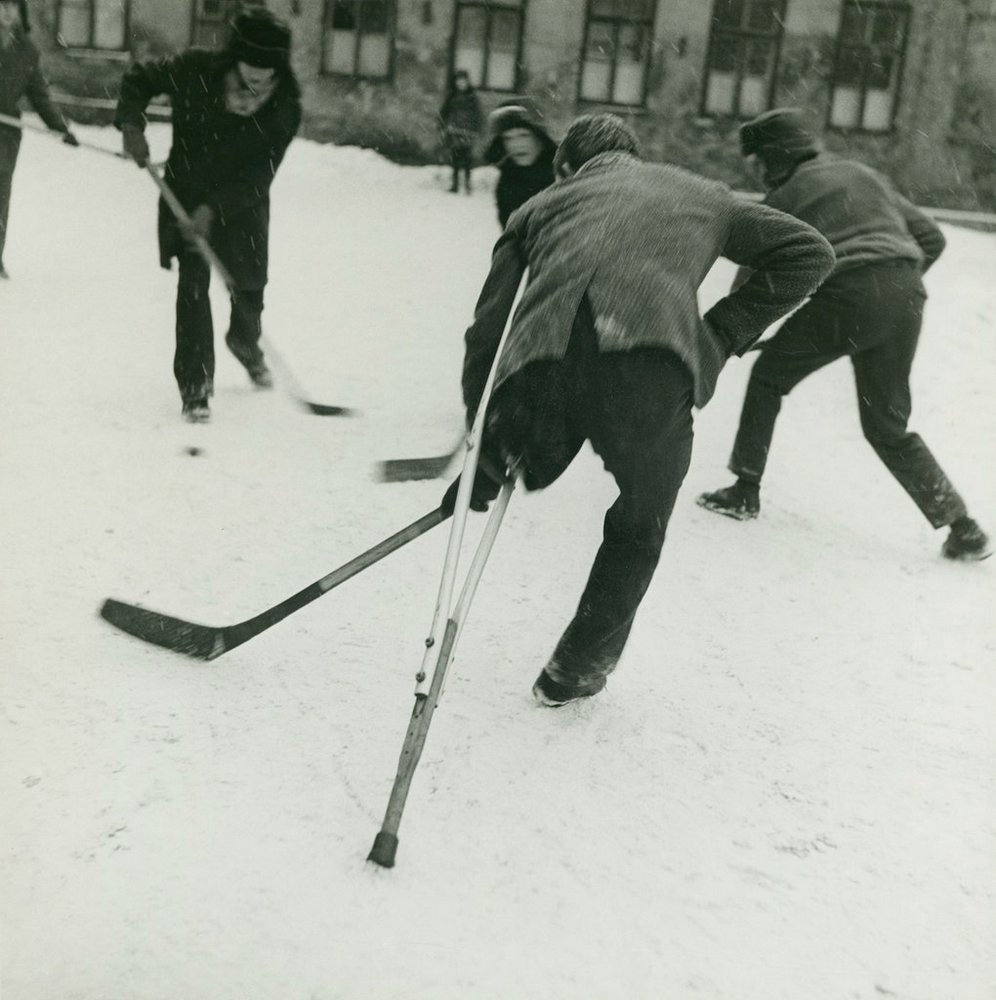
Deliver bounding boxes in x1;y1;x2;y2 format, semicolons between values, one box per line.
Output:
761;154;945;277
462;152;835;413
115;49;301;289
439;88;483;149
0;29;67;147
493;143;557;228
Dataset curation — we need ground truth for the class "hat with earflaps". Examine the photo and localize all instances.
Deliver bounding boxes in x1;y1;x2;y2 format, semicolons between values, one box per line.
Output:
484;96;558;164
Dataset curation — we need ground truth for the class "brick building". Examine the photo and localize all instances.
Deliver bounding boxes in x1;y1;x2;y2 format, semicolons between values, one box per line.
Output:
27;0;996;208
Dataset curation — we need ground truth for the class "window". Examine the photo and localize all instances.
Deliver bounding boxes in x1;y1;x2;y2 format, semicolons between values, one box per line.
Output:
322;0;395;78
57;0;129;50
579;0;656;106
451;0;524;92
191;0;264;50
702;0;786;117
830;1;909;131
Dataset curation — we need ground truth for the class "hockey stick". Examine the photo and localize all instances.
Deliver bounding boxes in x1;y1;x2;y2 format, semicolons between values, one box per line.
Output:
146;165;354;417
100;506;449;659
378;435;463;482
368;270;527;869
0;111;129;159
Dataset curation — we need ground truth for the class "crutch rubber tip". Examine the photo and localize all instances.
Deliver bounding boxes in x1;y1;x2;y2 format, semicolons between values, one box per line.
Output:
367;832;399;869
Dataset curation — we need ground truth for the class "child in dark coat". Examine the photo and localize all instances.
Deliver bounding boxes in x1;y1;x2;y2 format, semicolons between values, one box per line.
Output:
483;97;557;228
438;70;482;194
115;8;301;423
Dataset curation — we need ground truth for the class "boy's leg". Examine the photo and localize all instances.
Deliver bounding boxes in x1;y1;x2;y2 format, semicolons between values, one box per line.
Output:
226;287;270;385
729;294;848;483
174;250;214;404
851;280;967;527
542;349;695;695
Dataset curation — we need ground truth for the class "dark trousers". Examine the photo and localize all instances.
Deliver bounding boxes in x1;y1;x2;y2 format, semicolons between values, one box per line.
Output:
175;250;265;401
729;259;966;528
0;132;21;267
488;298;695;687
449;144;472;191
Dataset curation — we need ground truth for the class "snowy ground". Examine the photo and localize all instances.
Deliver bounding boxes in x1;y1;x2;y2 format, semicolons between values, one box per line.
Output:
1;123;994;1000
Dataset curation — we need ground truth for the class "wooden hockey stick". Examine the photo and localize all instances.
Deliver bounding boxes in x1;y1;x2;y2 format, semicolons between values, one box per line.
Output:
99;506;449;659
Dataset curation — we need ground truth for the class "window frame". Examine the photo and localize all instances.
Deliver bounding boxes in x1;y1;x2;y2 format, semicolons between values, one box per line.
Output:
447;0;527;94
699;0;788;119
827;0;911;134
189;0;237;48
320;0;398;81
56;0;131;52
577;0;658;109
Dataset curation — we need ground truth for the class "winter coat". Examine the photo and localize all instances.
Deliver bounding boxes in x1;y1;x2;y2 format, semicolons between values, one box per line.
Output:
462;151;835;413
761;154;945;277
493;143;557;228
439;88;483;150
115;49;301;289
0;29;68;151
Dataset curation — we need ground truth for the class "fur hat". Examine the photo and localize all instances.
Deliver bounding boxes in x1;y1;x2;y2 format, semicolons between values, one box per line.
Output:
554;113;640;175
228;8;292;69
739;107;821;161
484;96;556;164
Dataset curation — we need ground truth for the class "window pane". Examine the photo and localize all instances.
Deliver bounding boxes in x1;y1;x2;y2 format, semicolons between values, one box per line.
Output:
454;7;486;87
871;7;905;46
609;21;647;103
712;0;744;30
484;9;519;90
326;30;357;72
839;3;868;44
704;69;736;113
833;46;864;85
862;87;893;130
866;52;895;90
359;0;389;34
358;32;390;75
332;0;357;29
830;85;861;127
746;0;779;33
581;21;614;100
94;0;127;49
59;0;92;46
708;34;739;72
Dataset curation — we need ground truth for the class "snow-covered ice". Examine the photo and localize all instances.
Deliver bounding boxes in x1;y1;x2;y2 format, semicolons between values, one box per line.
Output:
1;123;994;1000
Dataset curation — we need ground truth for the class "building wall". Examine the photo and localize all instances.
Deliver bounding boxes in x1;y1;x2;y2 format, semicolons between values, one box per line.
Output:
26;0;994;208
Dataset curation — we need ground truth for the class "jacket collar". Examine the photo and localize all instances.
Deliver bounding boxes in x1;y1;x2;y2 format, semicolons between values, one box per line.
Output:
573;150;639;179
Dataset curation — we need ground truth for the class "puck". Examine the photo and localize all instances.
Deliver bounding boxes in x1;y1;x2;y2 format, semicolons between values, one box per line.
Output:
185;446;203;456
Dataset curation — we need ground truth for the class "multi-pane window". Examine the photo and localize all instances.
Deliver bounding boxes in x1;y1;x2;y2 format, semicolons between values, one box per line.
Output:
323;0;395;78
830;1;909;131
57;0;128;50
451;0;524;92
702;0;786;117
579;0;657;106
191;0;241;49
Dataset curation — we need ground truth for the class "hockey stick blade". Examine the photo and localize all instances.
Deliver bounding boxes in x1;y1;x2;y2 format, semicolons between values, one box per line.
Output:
99;506;449;661
378;453;456;482
100;599;224;659
302;401;356;417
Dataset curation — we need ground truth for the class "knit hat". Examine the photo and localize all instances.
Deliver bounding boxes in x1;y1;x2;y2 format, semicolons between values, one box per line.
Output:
484;96;557;164
554;113;640;175
739;107;821;161
228;8;292;69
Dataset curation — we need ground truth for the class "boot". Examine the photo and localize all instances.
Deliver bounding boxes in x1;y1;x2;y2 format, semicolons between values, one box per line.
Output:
697;479;760;521
181;396;210;423
532;668;606;707
941;517;992;561
225;331;272;388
